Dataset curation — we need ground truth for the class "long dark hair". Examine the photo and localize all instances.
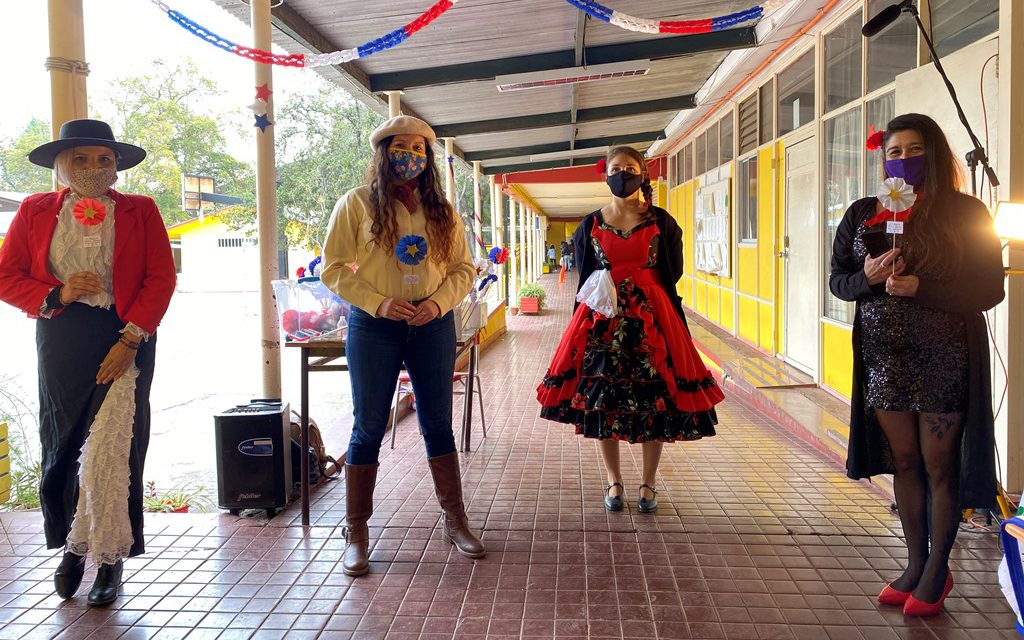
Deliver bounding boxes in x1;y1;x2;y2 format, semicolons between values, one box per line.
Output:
367;137;456;265
881;113;967;276
606;145;654;214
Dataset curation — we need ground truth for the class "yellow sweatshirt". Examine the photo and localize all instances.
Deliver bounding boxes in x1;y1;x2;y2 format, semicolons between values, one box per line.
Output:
321;186;475;317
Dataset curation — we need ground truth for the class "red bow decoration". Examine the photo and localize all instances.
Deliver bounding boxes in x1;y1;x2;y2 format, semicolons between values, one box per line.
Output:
72;198;107;226
865;126;886;151
864;208;913;227
596;158;607;174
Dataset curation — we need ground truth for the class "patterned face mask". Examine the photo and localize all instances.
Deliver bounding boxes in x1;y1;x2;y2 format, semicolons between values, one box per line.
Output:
387;147;428;181
69;167;118;198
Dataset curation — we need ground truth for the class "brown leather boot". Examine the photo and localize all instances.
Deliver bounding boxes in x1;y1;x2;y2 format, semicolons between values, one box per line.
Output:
427;452;486;558
342;463;378;576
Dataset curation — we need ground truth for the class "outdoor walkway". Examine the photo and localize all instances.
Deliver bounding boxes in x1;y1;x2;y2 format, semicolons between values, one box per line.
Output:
0;273;1016;639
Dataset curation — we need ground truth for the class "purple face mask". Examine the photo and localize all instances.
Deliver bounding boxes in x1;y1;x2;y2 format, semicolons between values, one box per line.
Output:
885;155;927;190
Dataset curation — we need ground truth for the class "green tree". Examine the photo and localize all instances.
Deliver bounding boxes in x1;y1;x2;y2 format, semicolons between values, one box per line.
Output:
99;59;255;225
272;88;382;249
0;118;53;194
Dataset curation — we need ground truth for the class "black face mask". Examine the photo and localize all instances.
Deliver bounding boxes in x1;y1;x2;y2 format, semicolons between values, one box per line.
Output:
606;171;644;198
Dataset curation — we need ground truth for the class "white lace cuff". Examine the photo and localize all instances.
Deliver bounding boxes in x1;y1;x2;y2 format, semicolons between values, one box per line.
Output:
121;323;150;341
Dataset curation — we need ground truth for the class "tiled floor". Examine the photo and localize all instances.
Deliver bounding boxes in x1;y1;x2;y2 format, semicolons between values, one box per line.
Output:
0;273;1016;639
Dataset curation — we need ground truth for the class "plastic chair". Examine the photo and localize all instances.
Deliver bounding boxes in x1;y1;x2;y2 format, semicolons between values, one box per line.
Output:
390;370;488;449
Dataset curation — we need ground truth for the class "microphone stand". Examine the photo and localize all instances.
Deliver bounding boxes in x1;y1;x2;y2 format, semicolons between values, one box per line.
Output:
900;2;999;195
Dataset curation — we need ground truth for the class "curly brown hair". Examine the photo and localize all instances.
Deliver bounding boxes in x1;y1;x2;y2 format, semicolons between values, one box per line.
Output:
366;138;456;265
881;113;968;277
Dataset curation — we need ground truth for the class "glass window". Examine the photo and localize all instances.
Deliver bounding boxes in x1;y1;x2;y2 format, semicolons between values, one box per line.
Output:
738;94;758;155
720;114;735;163
669;152;678;187
738;156;758;242
683;142;693;183
777;50;815;136
823;108;862;324
824;13;863;113
695;131;708;177
931;0;998;58
866;0;917;92
707;122;720;170
865;91;895;185
759;82;775;145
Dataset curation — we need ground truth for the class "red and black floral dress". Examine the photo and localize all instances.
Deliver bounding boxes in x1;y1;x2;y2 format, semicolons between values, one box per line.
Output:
537;214;724;442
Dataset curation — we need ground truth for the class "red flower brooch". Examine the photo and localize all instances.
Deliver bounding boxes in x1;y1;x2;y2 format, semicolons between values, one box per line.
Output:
865;126;886;151
73;198;107;226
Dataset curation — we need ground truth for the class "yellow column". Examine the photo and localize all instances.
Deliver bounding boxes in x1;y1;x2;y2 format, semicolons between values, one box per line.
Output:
998;0;1024;491
252;0;281;398
385;91;403;118
46;0;88;147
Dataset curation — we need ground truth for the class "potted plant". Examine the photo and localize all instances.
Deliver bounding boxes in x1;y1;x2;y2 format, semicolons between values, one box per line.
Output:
518;282;546;315
143;480;213;513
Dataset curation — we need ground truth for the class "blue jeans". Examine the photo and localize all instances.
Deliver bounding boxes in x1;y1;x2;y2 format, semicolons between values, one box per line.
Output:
345;307;457;464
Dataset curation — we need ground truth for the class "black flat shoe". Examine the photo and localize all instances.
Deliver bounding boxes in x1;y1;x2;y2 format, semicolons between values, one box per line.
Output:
87;560;123;606
604;482;624;512
54;551;86;599
637;484;658;513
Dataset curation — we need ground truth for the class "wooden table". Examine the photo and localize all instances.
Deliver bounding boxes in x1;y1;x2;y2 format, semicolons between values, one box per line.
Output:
287;330;480;526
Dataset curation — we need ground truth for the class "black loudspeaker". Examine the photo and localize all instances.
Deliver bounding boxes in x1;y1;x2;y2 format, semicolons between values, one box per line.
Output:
214;400;292;517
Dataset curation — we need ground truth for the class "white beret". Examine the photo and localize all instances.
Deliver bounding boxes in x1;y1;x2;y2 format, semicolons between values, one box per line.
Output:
369;115;437;149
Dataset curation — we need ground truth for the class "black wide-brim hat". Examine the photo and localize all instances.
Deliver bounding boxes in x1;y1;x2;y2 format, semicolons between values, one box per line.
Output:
28;119;146;170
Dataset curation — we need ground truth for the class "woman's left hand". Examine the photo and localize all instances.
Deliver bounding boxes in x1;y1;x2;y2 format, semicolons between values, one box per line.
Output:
97;340;138;384
886;274;919;297
408;300;441;326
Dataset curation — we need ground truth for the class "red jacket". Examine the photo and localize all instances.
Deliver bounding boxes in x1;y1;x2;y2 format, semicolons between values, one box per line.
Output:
0;189;176;335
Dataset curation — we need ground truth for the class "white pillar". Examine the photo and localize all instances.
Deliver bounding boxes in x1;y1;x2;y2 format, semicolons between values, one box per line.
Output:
508;196;519;309
491;176;504;300
998;0;1024;492
444;138;455;205
47;0;88;189
524;207;533;283
472;161;483;259
385;90;403;117
252;0;281;398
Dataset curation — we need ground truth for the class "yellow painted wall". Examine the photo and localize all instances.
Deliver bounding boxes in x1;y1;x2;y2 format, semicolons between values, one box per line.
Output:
757;145;778;353
0;423;9;504
822;322;854;400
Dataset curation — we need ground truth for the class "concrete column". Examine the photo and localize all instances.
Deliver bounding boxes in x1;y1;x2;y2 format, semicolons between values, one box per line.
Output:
252;0;281;398
385;91;403;117
444;138;455;205
998;0;1024;492
46;0;88;188
524;208;534;284
491;176;504;300
472;161;483;259
508;195;519;311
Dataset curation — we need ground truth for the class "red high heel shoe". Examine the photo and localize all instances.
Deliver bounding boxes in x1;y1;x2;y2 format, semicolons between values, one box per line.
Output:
877;583;912;606
903;572;954;616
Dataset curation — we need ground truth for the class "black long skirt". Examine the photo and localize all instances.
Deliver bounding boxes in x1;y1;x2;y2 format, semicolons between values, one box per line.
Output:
36;303;156;556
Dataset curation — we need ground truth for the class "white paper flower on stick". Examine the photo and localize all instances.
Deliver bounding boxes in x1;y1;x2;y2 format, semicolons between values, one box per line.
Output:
877;178;916;213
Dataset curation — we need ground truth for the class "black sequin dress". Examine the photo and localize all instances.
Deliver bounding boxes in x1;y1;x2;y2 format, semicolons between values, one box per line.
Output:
852;222;968;413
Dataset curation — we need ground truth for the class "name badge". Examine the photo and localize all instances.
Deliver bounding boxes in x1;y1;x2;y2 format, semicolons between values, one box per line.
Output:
403;274;420;285
886;221;905;235
82;235;102;248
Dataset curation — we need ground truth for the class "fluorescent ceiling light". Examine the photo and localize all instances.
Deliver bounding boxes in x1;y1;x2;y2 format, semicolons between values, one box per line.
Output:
496;61;651;92
528;147;609;162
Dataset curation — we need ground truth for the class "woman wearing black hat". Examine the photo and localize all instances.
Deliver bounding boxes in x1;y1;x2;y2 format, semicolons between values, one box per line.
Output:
0;119;176;605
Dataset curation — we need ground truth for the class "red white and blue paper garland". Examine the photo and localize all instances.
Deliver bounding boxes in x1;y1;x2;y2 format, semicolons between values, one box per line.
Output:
149;0;457;69
563;0;786;34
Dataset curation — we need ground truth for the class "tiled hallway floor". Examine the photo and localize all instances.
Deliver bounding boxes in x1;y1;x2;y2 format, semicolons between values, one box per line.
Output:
0;274;1015;639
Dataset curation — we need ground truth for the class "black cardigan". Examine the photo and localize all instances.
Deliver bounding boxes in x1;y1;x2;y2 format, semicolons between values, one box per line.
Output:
572;207;689;329
829;194;1005;508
